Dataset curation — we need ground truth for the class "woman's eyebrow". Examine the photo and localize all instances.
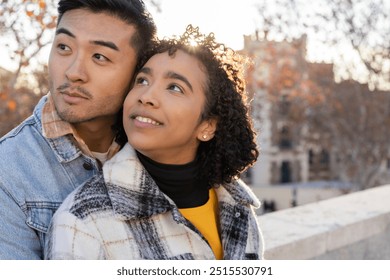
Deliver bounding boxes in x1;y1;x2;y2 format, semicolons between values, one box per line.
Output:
139;67;152;75
165;71;193;91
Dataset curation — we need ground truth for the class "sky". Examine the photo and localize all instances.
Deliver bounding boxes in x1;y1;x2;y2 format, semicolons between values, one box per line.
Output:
145;0;260;50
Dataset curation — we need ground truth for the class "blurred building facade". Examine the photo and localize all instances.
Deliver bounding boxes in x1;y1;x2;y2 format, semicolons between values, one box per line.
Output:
242;33;320;187
242;32;390;212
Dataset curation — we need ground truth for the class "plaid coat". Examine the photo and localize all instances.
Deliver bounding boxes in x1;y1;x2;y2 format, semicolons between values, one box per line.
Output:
45;144;264;260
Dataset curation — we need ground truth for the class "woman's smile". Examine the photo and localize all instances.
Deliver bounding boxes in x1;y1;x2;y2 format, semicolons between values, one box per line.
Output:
131;115;163;127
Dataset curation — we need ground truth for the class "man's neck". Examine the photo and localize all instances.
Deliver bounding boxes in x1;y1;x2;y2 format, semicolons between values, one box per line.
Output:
73;120;116;153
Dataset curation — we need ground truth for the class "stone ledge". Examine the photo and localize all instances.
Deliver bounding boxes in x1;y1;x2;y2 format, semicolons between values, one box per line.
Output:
258;185;390;259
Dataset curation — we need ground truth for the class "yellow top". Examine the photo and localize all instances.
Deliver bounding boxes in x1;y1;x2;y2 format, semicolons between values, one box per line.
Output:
179;188;223;259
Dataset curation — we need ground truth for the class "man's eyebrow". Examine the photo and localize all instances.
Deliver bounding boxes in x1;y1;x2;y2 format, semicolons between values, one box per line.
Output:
166;71;193;92
55;28;119;51
55;27;75;38
90;40;119;51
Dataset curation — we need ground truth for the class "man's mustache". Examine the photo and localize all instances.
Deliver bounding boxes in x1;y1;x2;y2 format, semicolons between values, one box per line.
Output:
57;83;92;99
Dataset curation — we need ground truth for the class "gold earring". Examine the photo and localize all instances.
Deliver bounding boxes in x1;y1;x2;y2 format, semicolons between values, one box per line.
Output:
202;135;207;139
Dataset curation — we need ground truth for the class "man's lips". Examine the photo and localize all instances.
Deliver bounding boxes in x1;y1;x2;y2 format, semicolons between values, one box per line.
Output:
60;90;88;99
57;83;92;100
59;90;89;104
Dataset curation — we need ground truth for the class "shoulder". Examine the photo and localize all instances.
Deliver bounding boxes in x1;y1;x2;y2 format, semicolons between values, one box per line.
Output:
0;97;47;198
0;95;47;145
0;115;37;146
217;179;261;208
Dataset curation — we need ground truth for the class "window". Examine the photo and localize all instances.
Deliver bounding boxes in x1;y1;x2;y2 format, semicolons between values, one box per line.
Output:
279;126;292;149
280;161;292;183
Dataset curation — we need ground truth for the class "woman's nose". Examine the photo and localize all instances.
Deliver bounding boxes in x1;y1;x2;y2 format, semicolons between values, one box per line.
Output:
138;86;159;107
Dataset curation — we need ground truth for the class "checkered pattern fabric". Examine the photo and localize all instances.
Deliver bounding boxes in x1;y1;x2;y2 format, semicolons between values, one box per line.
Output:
45;144;264;260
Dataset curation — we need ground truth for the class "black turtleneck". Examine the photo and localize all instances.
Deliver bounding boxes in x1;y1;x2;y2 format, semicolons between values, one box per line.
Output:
136;151;209;208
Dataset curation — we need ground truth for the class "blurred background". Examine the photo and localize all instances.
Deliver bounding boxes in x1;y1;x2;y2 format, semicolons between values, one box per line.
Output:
1;0;390;214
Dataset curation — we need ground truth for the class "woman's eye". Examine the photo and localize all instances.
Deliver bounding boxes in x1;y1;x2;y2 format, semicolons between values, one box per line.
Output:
169;84;183;93
136;77;148;85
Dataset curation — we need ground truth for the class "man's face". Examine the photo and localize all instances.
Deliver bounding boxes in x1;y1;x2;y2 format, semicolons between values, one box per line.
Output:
48;9;137;125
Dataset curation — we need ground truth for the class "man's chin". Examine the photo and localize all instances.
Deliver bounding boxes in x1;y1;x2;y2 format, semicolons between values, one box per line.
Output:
56;108;87;124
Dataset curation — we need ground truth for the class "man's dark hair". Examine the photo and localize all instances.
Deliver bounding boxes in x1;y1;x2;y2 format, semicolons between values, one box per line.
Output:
57;0;156;61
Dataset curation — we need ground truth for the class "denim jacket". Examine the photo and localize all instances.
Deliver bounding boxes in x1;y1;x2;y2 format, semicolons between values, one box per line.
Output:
0;96;101;259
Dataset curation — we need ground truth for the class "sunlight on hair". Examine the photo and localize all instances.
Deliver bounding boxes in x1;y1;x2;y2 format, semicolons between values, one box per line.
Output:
189;38;198;47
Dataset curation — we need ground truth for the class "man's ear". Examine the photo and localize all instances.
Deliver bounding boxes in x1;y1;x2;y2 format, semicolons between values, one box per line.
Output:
197;118;217;142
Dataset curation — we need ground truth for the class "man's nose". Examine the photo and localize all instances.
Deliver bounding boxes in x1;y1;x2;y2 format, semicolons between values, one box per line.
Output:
65;54;88;83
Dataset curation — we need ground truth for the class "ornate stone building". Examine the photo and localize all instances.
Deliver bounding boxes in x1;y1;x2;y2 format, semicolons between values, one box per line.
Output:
242;34;332;187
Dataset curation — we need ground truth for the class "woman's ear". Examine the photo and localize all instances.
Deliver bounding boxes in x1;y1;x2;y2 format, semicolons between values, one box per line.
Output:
197;118;217;142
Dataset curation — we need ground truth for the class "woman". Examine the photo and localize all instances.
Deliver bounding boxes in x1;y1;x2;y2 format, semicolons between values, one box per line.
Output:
45;25;264;260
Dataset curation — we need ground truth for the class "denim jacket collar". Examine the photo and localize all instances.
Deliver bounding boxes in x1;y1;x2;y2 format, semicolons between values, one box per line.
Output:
33;95;83;163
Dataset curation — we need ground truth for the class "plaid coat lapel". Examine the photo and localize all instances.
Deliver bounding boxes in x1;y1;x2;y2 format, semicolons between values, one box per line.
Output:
103;144;173;220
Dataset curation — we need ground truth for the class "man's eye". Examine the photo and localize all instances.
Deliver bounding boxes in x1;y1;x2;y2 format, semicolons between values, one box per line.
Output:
93;53;109;62
57;44;70;52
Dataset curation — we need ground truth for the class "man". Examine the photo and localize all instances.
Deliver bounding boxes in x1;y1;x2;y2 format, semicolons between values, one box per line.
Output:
0;0;156;259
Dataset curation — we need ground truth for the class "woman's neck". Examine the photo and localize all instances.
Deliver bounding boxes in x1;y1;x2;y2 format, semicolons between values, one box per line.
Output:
136;151;209;208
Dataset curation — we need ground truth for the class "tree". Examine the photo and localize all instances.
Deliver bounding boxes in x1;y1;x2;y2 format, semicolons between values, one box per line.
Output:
0;0;56;136
255;0;390;91
0;0;57;92
290;75;390;189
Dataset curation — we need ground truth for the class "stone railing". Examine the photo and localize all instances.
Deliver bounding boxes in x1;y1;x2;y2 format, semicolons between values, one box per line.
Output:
258;185;390;259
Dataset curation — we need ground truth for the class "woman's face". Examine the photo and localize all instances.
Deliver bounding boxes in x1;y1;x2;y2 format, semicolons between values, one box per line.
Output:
123;50;216;164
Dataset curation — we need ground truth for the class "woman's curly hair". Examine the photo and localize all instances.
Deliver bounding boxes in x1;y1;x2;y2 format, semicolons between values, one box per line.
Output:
139;25;259;187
